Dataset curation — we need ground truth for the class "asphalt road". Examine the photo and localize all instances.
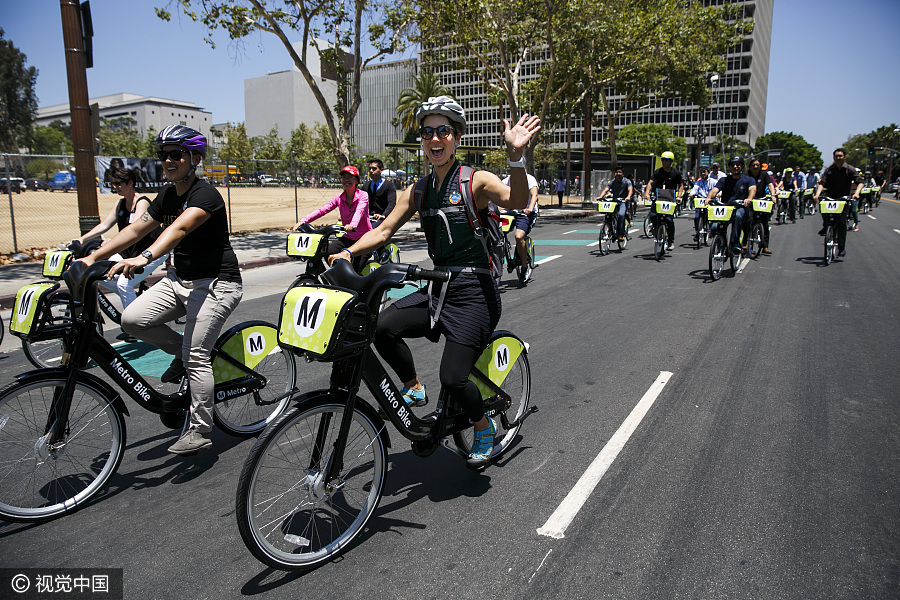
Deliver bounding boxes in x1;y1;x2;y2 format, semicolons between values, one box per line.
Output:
1;200;898;599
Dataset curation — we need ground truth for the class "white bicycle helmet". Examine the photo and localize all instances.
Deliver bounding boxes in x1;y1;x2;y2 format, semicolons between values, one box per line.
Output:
415;96;466;135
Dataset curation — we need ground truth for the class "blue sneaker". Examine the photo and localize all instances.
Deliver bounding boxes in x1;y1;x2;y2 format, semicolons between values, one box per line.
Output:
400;385;427;407
466;417;496;470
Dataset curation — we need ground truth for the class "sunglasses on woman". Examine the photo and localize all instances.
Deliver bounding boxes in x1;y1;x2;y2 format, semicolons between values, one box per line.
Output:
157;149;188;161
419;125;455;140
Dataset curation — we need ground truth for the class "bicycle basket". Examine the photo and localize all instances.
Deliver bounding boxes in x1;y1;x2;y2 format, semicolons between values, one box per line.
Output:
469;333;527;400
707;205;736;222
597;200;617;214
777;190;792;199
860;187;871;194
286;232;326;259
819;199;847;214
751;199;774;213
654;200;677;215
500;214;515;233
9;282;66;338
277;285;367;359
693;197;706;209
42;250;73;279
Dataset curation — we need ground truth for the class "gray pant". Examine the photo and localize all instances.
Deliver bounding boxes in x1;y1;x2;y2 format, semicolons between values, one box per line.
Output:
122;273;243;433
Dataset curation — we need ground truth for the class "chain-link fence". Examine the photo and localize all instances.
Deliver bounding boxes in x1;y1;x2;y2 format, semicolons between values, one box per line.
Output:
0;153;588;256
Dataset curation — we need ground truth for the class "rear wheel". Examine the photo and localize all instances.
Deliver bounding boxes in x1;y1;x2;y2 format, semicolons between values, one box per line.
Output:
235;398;386;571
599;222;611;255
212;322;296;437
709;234;726;281
453;349;531;461
643;213;654;238
0;376;126;522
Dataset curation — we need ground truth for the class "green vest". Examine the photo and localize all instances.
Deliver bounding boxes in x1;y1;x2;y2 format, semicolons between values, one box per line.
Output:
420;162;489;269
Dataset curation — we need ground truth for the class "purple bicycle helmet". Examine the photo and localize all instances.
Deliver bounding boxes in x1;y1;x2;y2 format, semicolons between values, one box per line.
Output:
156;125;207;158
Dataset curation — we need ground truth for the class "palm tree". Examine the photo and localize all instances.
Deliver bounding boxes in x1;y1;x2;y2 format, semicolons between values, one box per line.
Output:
395;72;452;134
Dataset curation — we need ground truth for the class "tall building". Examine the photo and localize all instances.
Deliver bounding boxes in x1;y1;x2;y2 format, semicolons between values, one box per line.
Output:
424;0;773;169
350;59;416;156
35;92;213;140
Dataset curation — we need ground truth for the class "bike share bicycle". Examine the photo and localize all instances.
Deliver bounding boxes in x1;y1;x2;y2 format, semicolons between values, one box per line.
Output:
0;260;296;522
650;197;677;261
499;210;537;278
820;196;849;265
775;189;792;225
234;260;536;570
287;223;401;288
707;203;746;280
745;197;774;259
693;195;709;249
596;198;631;255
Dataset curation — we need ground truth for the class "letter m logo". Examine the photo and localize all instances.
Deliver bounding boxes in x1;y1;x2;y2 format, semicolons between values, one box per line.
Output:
493;344;510;372
18;289;35;317
293;292;327;337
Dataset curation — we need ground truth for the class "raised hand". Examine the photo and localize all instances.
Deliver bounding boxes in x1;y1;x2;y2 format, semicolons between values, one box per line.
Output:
503;114;542;156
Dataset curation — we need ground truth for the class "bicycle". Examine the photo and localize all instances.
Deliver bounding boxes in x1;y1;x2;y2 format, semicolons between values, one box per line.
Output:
234;260;537;571
803;187;816;215
746;198;774;259
693;196;709;249
775;190;791;224
596;198;631;255
819;196;849;265
0;260;297;522
650;199;677;261
707;203;745;280
499;210;536;280
287;223;400;286
858;186;872;215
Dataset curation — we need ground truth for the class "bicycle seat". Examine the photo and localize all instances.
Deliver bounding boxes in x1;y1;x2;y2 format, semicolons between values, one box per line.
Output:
63;260;116;304
322;259;387;304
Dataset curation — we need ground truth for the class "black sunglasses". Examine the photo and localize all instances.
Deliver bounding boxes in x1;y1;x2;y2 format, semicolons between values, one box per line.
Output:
419;125;455;140
157;149;188;161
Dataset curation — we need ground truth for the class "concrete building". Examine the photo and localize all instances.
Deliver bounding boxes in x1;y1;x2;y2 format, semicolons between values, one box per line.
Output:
35;92;213;140
350;59;416;156
244;41;339;140
424;0;772;171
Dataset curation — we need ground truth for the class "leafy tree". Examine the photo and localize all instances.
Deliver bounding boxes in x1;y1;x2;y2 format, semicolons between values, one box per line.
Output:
252;125;284;163
842;124;900;177
287;123;312;162
0;29;39;152
26;157;64;180
306;124;338;164
753;131;821;174
99;118;145;157
395;72;450;134
219;122;252;162
156;0;416;168
617;124;687;164
31;125;72;155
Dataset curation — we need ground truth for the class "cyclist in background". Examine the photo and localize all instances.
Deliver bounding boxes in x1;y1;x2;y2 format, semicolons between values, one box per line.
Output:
708;162;724;187
689;165;715;242
596;166;633;242
501;169;540;282
794;167;806;220
814;148;863;256
706;156;757;255
747;158;777;255
644;150;683;251
779;167;798;222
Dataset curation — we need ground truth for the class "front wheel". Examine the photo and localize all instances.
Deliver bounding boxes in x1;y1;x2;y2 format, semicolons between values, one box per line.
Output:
749;222;765;259
0;376;127;522
618;218;630;251
235;398;387;571
824;224;836;265
709;234;726;281
525;236;536;269
212;322;296;437
598;222;611;255
453;347;532;461
653;223;666;261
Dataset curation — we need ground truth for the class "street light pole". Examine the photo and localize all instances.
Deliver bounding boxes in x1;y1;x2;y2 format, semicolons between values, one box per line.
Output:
710;74;725;162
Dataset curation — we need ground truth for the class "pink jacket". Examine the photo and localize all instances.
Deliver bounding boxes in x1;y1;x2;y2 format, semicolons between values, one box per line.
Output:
299;188;372;240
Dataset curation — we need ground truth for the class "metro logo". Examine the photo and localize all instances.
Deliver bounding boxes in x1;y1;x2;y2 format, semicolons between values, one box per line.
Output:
246;331;266;356
714;206;727;217
294;235;312;251
494;344;510;372
293;293;326;337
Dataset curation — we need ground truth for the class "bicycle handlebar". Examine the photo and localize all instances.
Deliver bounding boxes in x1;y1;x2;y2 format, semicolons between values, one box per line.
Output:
406;265;450;282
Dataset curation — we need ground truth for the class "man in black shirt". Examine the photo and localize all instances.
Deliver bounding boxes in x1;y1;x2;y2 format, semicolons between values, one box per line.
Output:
644;150;684;250
80;125;243;455
814;148;863;256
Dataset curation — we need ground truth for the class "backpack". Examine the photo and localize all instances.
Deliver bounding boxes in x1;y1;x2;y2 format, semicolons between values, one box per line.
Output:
414;165;504;280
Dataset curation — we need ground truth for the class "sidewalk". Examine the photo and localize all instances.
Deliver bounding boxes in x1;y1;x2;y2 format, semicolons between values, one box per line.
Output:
0;204;595;308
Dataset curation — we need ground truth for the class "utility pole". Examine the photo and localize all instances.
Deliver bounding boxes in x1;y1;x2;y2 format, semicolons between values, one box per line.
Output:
60;0;99;234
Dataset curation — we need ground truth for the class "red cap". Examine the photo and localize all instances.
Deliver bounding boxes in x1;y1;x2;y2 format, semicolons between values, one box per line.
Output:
340;165;360;179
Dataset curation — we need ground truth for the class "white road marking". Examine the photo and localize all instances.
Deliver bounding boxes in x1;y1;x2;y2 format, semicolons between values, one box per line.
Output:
737;256;750;274
528;549;553;583
867;214;876;220
537;371;673;539
535;255;562;265
562;229;578;235
586;241;599;247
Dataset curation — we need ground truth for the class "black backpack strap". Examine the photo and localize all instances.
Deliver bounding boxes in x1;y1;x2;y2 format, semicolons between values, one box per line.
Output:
413;175;429;214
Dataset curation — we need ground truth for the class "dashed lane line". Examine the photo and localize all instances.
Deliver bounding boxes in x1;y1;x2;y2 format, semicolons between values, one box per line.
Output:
537;371;674;539
535;255;562;266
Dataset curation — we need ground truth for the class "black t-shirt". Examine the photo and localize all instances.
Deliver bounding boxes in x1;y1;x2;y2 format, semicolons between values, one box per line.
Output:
651;167;683;192
715;174;757;204
115;196;161;259
147;178;241;282
819;163;863;198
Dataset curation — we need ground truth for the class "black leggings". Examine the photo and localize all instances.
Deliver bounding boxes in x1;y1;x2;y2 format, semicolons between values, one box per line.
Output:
374;303;485;422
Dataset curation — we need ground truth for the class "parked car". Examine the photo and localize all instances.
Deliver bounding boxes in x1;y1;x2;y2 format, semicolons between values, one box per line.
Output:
25;178;49;191
258;174;277;186
48;171;76;192
0;177;25;194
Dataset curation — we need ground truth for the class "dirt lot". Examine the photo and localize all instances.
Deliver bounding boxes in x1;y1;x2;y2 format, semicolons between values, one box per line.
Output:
0;185;563;260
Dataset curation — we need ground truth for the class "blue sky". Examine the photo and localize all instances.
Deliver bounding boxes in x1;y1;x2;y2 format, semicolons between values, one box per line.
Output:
5;0;899;164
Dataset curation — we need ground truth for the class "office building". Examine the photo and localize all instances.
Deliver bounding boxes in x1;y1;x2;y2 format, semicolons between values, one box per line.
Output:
350;59;416;156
